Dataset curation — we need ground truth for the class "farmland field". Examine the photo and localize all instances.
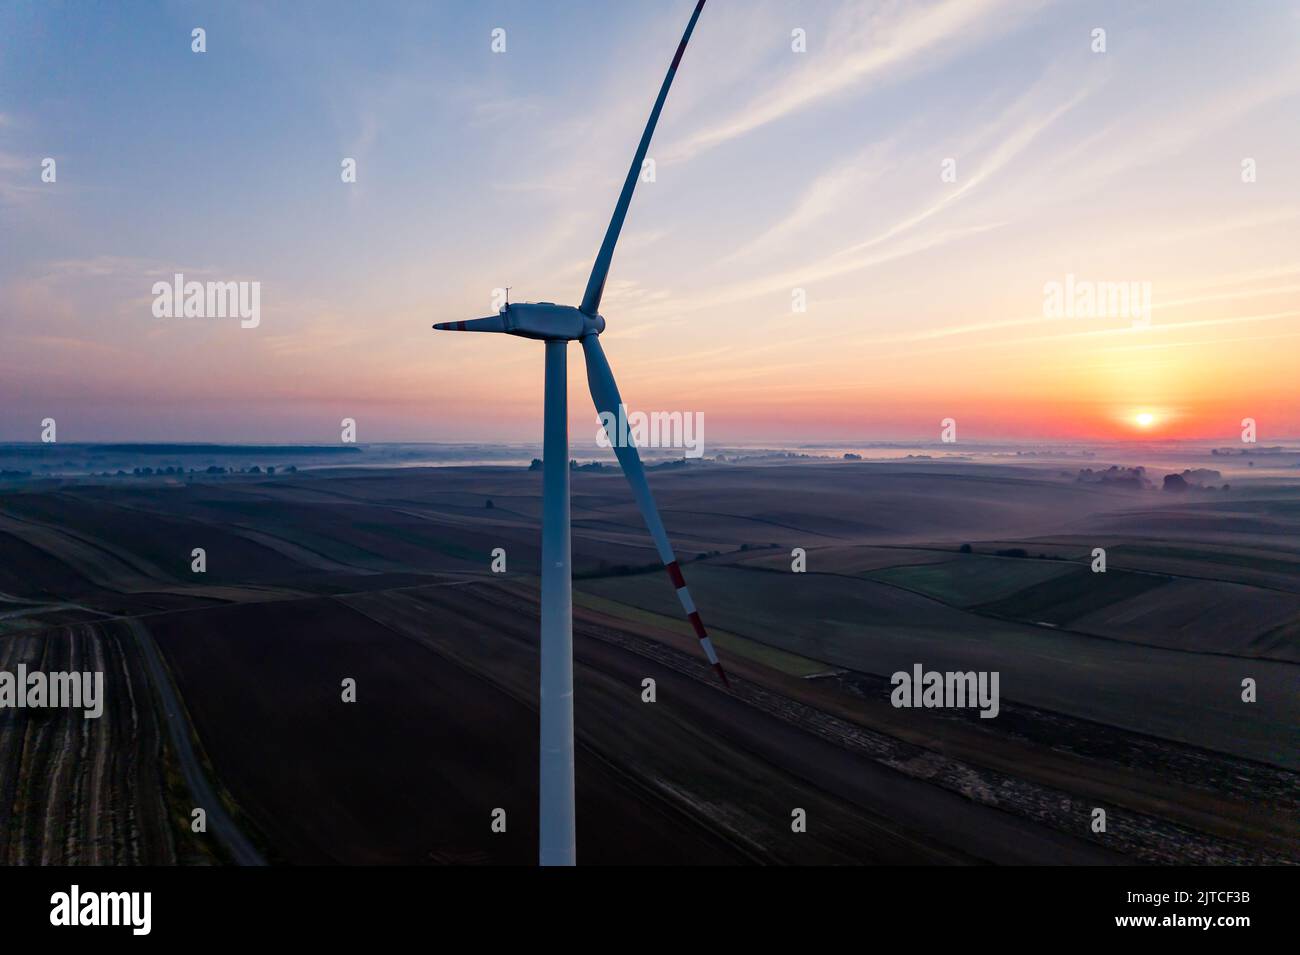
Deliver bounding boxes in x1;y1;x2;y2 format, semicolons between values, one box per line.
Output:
865;555;1078;604
1;458;1297;865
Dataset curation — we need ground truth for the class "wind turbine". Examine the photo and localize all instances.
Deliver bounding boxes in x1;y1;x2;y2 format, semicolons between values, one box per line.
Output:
433;0;726;867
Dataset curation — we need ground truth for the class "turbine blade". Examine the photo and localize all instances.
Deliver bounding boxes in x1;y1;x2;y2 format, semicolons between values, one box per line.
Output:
580;335;729;686
579;0;707;316
432;315;506;333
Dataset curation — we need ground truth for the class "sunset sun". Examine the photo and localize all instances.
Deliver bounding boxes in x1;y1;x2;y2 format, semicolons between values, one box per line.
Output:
1134;412;1157;429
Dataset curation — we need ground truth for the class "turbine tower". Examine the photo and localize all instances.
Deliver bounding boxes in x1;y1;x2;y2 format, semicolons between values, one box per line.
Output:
433;0;725;867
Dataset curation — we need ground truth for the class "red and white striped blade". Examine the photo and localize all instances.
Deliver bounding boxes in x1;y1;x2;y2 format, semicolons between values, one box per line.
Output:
580;334;729;687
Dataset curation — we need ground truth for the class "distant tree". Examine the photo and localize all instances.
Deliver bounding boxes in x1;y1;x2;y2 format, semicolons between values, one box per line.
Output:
267;466;276;475
529;458;543;471
486;499;494;509
1162;473;1189;492
959;543;972;553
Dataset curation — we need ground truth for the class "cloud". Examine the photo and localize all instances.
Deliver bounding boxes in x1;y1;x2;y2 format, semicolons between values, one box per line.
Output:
831;83;1091;262
664;0;1051;162
719;135;901;264
0;150;44;204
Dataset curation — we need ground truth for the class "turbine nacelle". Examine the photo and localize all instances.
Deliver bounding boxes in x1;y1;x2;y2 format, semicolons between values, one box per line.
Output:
505;303;604;341
433;302;603;341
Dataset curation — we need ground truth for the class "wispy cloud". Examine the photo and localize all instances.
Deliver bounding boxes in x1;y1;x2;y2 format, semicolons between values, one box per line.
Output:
830;82;1092;262
719;135;902;265
664;0;1052;162
0;150;43;204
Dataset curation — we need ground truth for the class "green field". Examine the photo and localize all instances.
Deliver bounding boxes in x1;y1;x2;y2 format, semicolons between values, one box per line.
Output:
1110;543;1300;574
974;567;1174;625
865;556;1077;606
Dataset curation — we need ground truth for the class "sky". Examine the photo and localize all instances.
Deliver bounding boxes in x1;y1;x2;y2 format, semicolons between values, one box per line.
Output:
1;0;1298;446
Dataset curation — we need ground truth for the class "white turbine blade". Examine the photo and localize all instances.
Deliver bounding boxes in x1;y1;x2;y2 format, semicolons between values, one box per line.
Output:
579;0;707;317
580;335;729;686
432;315;506;332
